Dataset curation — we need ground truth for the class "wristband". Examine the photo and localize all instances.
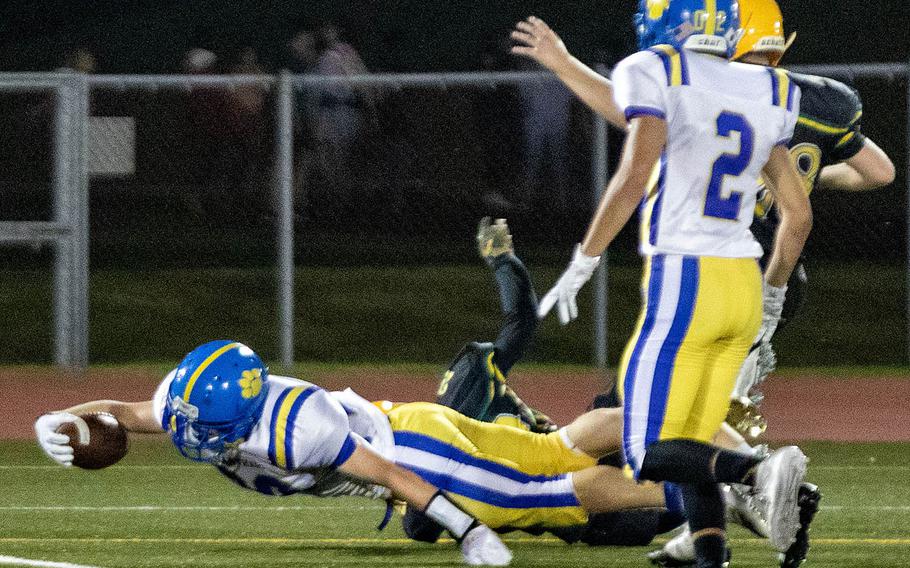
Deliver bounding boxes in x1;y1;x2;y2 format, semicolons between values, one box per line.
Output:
423;492;476;540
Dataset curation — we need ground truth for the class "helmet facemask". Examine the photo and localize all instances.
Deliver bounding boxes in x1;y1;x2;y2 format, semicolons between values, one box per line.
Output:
166;395;261;463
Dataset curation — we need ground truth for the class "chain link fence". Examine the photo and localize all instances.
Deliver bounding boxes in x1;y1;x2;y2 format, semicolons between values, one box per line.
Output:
0;66;907;368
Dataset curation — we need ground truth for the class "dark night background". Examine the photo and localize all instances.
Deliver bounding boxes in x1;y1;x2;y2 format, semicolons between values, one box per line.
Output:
0;1;908;73
1;1;909;364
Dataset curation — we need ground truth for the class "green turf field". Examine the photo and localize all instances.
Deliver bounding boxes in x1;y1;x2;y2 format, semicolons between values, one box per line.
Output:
1;262;906;366
1;439;907;567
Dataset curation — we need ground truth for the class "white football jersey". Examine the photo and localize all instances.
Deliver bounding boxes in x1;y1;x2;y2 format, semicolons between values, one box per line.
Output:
153;373;395;498
611;46;800;258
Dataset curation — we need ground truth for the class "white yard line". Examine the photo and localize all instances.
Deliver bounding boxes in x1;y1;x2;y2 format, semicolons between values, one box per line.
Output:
0;556;103;568
0;465;198;470
0;504;907;512
2;464;909;470
0;505;374;511
1;537;909;546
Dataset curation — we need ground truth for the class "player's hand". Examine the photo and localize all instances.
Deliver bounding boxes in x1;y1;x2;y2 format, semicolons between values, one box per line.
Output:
34;412;86;467
538;245;600;324
510;16;570;73
758;284;787;342
461;523;512;566
530;408;558;434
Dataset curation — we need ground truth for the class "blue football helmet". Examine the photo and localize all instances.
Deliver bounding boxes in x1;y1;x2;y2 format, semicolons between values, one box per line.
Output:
634;0;742;58
164;340;269;462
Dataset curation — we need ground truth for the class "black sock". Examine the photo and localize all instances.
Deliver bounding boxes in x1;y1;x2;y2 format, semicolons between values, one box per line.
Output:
639;439;761;484
714;448;762;485
693;533;726;568
681;482;727;568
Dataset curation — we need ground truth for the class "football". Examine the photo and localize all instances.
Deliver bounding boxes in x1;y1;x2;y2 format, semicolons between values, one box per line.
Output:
56;412;129;470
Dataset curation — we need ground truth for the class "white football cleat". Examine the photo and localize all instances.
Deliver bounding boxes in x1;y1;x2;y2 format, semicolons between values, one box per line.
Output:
724;483;770;539
753;446;808;551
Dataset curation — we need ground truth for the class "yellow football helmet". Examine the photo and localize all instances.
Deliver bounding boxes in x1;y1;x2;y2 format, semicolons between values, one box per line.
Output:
733;0;797;66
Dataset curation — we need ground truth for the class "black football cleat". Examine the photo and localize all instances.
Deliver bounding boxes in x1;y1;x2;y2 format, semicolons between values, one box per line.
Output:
647;547;731;568
779;482;821;568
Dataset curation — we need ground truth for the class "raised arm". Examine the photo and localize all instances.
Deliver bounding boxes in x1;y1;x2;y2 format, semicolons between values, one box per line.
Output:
510;16;627;129
475;218;538;374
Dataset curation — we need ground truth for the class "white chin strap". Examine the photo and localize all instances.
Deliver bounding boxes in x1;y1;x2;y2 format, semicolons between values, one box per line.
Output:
683;34;730;56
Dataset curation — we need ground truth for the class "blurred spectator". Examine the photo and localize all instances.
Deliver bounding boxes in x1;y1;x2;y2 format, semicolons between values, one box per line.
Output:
177;47;270;220
227;46;267;119
287;31;320;214
288;31;320;73
180;48;230;217
475;37;523;216
313;22;375;193
225;47;270;219
514;57;573;212
182;48;217;75
59;48;97;74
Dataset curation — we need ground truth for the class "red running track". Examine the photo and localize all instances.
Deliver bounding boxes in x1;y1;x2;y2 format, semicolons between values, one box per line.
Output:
3;368;908;442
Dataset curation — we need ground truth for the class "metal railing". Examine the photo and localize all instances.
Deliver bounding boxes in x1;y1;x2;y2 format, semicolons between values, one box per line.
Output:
1;62;907;369
0;73;90;367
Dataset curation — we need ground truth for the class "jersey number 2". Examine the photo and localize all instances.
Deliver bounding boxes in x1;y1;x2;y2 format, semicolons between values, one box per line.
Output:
704;112;754;220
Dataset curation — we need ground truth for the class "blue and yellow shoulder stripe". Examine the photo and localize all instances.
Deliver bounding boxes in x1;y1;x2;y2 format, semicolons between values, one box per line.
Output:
768;68;796;112
648;45;690;87
267;385;318;469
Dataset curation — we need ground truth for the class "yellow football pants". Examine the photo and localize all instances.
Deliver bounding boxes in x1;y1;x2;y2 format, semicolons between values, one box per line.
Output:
387;402;596;528
617;254;762;476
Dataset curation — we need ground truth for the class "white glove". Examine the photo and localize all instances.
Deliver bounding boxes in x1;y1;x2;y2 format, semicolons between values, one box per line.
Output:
34;412;87;468
732;284;786;401
460;523;512;566
537;244;600;325
758;283;787;343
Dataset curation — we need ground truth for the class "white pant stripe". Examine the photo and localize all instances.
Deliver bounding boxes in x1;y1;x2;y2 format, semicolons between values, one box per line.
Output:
625;255;683;471
394;446;575;500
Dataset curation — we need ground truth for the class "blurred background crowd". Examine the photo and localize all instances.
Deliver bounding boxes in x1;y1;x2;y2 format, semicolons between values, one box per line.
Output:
0;2;907;365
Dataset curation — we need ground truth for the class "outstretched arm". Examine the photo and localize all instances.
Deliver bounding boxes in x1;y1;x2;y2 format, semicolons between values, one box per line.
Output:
35;399;162;467
54;400;162;433
511;16;627;129
338;441;512;566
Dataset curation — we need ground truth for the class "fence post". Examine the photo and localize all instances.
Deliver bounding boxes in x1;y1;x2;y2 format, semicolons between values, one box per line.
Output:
52;77;74;367
276;72;295;369
592;65;610;370
906;59;910;364
72;73;91;369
